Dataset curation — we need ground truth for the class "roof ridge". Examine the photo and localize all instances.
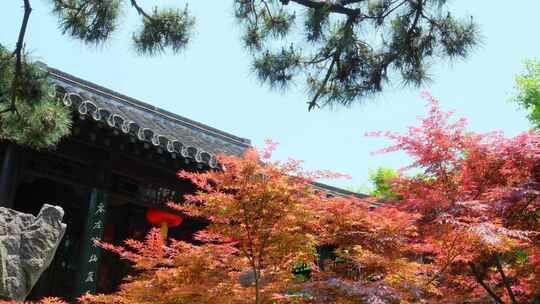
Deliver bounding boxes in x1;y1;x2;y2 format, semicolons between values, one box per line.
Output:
311;181;368;198
42;63;251;147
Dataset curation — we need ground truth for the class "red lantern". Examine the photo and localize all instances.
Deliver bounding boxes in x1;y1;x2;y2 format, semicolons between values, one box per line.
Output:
146;208;183;239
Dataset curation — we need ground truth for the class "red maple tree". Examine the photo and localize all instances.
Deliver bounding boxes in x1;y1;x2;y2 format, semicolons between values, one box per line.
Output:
79;141;425;304
80;142;344;303
368;93;540;303
306;196;430;303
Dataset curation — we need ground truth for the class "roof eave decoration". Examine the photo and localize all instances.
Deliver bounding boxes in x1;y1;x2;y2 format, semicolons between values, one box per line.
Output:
55;85;219;168
48;67;251;169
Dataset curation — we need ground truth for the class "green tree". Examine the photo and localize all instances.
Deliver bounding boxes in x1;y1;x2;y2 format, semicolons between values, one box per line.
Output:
347;166;399;199
368;166;399;198
0;47;71;149
2;0;480;148
512;59;540;129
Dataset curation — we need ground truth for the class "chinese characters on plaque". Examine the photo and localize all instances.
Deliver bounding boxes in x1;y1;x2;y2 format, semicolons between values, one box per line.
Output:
76;190;108;296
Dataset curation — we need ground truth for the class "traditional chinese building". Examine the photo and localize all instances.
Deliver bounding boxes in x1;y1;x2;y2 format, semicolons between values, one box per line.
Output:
0;64;253;300
0;64;364;301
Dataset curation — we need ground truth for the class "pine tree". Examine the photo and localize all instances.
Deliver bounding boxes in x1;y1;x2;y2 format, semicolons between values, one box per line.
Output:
237;0;479;110
0;47;71;149
1;0;195;149
2;0;480;149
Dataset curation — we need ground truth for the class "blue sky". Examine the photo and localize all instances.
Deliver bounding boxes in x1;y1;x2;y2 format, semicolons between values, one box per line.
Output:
1;1;538;189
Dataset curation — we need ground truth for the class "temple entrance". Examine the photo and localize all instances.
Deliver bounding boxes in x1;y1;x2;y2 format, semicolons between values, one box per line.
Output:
13;178;87;301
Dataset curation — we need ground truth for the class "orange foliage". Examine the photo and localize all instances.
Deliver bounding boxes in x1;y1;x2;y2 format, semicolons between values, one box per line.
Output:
0;297;67;304
80;141;422;304
81;142;333;303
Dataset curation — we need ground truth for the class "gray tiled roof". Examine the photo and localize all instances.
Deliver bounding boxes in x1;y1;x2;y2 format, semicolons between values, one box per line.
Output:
311;181;368;199
45;64;251;168
44;64;370;201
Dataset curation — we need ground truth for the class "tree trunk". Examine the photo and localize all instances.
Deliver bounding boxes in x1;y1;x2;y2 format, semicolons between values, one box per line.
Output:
469;262;504;304
254;272;261;304
494;255;518;304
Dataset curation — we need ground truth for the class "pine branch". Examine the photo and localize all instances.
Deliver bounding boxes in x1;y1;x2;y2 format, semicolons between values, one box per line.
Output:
308;55;335;111
283;0;361;18
13;0;32;75
67;0;92;20
409;0;423;36
379;0;408;19
339;0;367;6
260;0;273;19
130;0;153;21
306;0;424;109
377;0;424;79
55;0;88;12
13;0;32;79
8;0;33;117
308;15;357;110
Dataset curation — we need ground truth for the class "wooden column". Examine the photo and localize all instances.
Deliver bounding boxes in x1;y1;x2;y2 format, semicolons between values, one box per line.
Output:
75;189;108;296
0;144;20;208
75;156;110;297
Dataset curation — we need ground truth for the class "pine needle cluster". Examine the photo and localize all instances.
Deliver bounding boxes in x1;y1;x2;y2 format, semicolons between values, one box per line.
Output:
234;0;480;110
51;0;195;55
0;46;71;149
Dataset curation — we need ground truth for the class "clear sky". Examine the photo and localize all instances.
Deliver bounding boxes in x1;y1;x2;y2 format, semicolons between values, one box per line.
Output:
1;1;538;189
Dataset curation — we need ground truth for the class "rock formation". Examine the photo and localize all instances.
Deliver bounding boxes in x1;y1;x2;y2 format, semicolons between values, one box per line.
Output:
0;204;66;301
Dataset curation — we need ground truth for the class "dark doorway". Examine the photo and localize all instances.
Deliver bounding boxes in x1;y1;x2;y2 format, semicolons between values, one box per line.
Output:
97;202;148;294
13;178;87;301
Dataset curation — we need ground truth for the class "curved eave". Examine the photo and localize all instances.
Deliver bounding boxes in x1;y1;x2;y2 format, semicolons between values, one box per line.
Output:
54;84;230;169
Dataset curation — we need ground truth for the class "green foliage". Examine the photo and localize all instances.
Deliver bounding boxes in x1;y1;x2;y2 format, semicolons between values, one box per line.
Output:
3;0;196;149
512;59;540;129
253;46;302;89
1;96;71;149
52;0;121;44
368;167;399;199
8;0;479;112
0;46;71;149
508;249;529;266
304;6;329;42
292;261;312;281
50;0;194;56
133;7;195;55
235;0;480;110
262;7;296;39
347;167;399;199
